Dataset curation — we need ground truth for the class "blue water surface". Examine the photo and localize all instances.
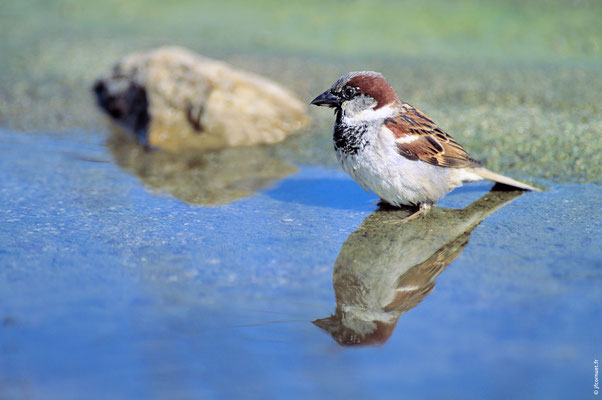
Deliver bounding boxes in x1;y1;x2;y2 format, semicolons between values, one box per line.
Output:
0;129;601;399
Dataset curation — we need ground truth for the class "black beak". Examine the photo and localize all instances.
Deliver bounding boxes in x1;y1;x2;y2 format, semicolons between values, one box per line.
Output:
310;90;340;108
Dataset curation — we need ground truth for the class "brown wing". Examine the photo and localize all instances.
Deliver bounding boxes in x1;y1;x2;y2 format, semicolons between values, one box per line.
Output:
384;104;481;168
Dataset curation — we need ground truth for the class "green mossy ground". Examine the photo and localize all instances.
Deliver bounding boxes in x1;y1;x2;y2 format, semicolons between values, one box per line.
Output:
1;0;600;183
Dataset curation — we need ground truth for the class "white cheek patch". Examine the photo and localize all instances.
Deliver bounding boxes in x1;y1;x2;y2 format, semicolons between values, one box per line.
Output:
342;103;397;125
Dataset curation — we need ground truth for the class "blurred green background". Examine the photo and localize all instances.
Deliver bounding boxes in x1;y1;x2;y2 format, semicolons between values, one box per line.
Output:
1;0;601;182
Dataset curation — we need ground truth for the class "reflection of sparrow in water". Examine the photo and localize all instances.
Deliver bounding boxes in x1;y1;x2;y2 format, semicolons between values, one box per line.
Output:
311;71;539;216
313;185;523;346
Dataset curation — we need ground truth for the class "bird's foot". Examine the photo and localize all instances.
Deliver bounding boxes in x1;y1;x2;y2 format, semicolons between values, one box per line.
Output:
394;203;431;224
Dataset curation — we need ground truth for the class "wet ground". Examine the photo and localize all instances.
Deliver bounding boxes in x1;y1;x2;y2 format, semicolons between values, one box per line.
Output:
1;128;600;399
1;1;601;399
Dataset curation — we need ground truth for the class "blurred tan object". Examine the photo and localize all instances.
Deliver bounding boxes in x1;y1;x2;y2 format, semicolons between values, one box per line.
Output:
93;46;308;150
107;129;297;206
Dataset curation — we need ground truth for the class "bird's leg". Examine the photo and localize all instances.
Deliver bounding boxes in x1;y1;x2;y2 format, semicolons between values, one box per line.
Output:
395;203;431;224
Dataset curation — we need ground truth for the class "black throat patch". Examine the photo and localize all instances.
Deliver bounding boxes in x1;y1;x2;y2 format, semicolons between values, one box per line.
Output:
333;110;368;155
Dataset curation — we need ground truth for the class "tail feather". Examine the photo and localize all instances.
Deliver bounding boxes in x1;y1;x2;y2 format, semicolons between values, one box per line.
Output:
471;168;541;192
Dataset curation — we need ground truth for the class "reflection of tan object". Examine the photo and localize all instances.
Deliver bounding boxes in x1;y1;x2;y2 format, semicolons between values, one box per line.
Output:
94;47;309;150
314;186;523;346
107;129;297;206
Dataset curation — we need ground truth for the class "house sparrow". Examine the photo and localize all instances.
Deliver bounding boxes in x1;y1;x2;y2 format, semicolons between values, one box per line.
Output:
313;184;523;346
311;71;539;214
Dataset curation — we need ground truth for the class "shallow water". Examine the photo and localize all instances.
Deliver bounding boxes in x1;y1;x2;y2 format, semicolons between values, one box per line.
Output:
1;128;601;399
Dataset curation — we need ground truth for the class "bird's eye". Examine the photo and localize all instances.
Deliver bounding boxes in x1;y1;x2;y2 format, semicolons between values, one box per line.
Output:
343;86;356;99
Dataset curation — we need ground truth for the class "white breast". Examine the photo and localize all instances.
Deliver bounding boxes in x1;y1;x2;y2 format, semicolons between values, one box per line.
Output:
336;125;467;206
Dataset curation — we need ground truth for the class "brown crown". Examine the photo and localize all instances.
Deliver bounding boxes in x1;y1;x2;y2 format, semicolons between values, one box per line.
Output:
347;73;399;110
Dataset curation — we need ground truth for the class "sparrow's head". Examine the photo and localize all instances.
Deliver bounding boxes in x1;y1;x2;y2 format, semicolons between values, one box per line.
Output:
310;71;399;117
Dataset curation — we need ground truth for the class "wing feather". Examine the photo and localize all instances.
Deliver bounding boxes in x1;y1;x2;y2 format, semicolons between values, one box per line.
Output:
385;104;481;168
